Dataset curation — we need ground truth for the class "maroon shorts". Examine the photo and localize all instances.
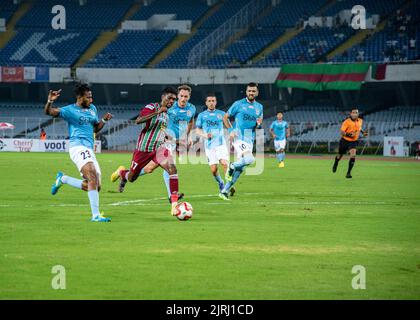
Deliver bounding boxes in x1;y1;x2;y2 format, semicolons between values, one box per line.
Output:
130;144;174;177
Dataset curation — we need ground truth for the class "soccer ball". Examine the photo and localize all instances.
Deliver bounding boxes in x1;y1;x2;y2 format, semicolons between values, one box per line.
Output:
174;202;193;221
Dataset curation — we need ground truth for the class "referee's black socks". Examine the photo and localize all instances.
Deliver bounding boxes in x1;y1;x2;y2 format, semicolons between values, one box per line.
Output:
347;157;356;174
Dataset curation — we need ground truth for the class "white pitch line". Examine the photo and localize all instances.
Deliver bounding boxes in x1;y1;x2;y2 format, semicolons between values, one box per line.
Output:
256;201;387;205
108;192;276;206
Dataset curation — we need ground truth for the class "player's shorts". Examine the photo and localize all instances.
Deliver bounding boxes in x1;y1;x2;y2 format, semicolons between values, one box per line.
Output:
69;146;101;181
130;144;174;177
205;144;229;166
338;138;358;155
232;139;253;159
274;139;286;151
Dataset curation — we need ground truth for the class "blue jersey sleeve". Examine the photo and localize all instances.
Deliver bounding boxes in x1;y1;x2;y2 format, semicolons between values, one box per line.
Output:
270;121;275;130
59;105;72;121
227;101;240;117
285;121;289;128
196;113;203;129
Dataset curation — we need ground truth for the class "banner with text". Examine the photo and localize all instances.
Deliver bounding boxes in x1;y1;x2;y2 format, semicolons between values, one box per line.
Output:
0;139;101;153
383;136;404;157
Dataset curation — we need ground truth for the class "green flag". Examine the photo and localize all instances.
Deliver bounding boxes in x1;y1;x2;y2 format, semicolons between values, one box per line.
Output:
276;63;370;91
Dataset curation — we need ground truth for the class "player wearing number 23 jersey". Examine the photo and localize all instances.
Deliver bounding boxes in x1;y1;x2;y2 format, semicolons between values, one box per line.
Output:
47;84;112;222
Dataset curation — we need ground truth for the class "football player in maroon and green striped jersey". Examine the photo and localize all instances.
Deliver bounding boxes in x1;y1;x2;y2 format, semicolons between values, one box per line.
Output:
110;87;181;216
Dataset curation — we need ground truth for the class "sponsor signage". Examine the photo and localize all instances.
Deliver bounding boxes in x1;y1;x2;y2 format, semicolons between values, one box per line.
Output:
0;139;101;153
383;136;404;157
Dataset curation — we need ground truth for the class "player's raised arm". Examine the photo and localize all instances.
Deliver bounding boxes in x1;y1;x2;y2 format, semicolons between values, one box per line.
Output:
44;89;62;117
94;112;113;133
135;106;163;124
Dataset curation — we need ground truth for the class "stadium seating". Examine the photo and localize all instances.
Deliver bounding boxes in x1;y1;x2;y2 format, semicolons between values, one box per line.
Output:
158;0;254;68
130;0;208;25
85;30;177;68
259;26;355;66
162;0;327;68
207;27;286;68
257;0;325;28
261;105;420;144
0;0;18;23
333;25;420;63
16;0;133;30
2;104;419;147
157;29;211;68
323;0;405;17
199;0;254;29
0;29;100;67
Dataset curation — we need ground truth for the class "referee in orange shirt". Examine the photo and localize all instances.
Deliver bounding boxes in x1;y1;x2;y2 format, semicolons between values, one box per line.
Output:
332;108;368;178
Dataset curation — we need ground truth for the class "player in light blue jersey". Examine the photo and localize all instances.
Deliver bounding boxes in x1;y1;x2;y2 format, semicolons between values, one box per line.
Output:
269;112;290;168
195;93;234;194
135;85;195;202
219;82;263;200
44;84;112;222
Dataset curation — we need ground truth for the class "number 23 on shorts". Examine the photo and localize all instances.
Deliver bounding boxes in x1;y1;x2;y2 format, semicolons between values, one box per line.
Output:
80;149;92;160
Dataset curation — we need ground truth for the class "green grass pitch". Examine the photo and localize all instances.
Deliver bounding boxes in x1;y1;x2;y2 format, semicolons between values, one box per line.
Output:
0;152;419;299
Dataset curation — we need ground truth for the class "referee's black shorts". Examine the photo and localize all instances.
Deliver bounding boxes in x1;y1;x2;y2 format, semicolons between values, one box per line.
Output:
338;138;358;155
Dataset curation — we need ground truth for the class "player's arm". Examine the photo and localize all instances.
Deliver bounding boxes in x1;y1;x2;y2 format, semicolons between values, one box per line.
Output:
135;106;166;124
187;117;194;136
196;127;213;139
256;118;263;129
360;125;368;137
286;127;291;138
340;121;354;138
223;113;233;129
94;113;113;133
269;127;276;139
44;89;62;117
341;129;354;138
187;117;195;146
256;107;263;129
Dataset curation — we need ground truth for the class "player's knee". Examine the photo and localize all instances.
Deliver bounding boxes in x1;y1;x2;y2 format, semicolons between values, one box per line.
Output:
144;166;153;174
168;165;177;175
88;171;98;186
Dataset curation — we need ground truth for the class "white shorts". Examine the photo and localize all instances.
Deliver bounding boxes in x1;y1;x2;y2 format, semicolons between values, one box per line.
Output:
205;144;229;165
232;139;253;159
274;139;286;151
69;146;101;181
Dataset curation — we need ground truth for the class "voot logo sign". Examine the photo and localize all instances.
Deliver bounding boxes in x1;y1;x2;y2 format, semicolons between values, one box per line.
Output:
44;141;67;151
